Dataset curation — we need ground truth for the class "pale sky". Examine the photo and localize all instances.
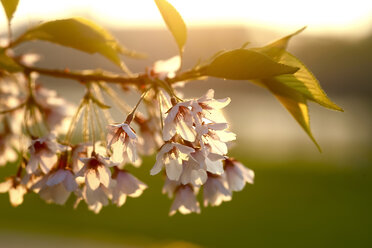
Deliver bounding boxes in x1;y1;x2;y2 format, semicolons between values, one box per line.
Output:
1;0;372;37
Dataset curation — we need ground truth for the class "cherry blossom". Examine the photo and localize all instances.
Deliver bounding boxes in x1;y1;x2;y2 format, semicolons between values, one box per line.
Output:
111;169;147;207
224;159;254;192
203;174;232;207
77;153;117;191
107;122;140;166
169;184;200;216
150;142;194;181
163;101;196;142
26;134;65;174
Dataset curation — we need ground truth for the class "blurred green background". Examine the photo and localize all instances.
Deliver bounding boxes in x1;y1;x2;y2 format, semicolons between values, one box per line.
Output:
1;8;372;247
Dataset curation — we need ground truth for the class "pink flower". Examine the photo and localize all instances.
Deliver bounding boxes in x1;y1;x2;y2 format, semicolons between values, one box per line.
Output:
107;123;139;166
150;142;194;181
111;170;147;207
82;184;111;214
224;159;254;192
191;89;230;124
169;184;200;216
163;101;196;142
46;168;79;191
26;134;65;174
203;174;232;207
77;153;117;191
179;158;208;187
162;178;179;198
190;149;224;176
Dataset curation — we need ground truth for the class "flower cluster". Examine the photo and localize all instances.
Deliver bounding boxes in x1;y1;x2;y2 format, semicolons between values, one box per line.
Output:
152;89;254;215
0;57;253;216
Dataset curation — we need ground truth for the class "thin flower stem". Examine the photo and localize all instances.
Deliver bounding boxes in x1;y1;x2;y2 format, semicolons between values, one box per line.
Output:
157;92;164;130
126;87;151;123
30;105;43;137
65;98;86;144
88;101;96;153
92;101;106;146
83;100;90;143
98;83;132;113
92;83;113;124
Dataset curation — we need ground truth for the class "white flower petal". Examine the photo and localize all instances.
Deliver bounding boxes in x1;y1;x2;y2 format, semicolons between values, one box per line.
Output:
46;169;67;186
205;157;224;175
150;144;173;175
26;155;39;174
122;124;136;139
162;121;177;141
63;171;79;192
86;169;100;191
173;144;193;156
169;186;200;216
39;153;58;174
97;165;111;188
165;155;183;181
176;119;196;142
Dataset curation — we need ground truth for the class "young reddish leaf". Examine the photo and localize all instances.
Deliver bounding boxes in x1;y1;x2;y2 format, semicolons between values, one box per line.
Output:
14;18;138;67
254;78;321;151
0;49;23;72
203;49;298;80
154;0;187;55
1;0;19;22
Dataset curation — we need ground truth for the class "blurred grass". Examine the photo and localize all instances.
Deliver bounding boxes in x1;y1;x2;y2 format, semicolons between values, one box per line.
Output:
1;152;371;247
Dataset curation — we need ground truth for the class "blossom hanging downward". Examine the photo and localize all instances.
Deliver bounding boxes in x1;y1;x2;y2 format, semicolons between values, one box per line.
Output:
32;168;78;205
154;89;255;215
107;122;140;166
169;184;200;216
151;142;194;181
77;153;117;191
224;158;254;192
26;134;65;174
163;101;196;142
111;169;147;207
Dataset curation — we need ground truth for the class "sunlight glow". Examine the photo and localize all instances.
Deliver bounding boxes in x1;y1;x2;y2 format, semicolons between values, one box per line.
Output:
1;0;372;36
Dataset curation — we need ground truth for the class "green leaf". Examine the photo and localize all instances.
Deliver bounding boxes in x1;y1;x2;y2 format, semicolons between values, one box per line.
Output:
253;26;306;62
15;18;135;67
154;0;187;55
253;27;342;111
254;77;321;151
1;0;19;22
203;49;299;80
249;27;342;151
0;49;23;72
275;52;343;111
